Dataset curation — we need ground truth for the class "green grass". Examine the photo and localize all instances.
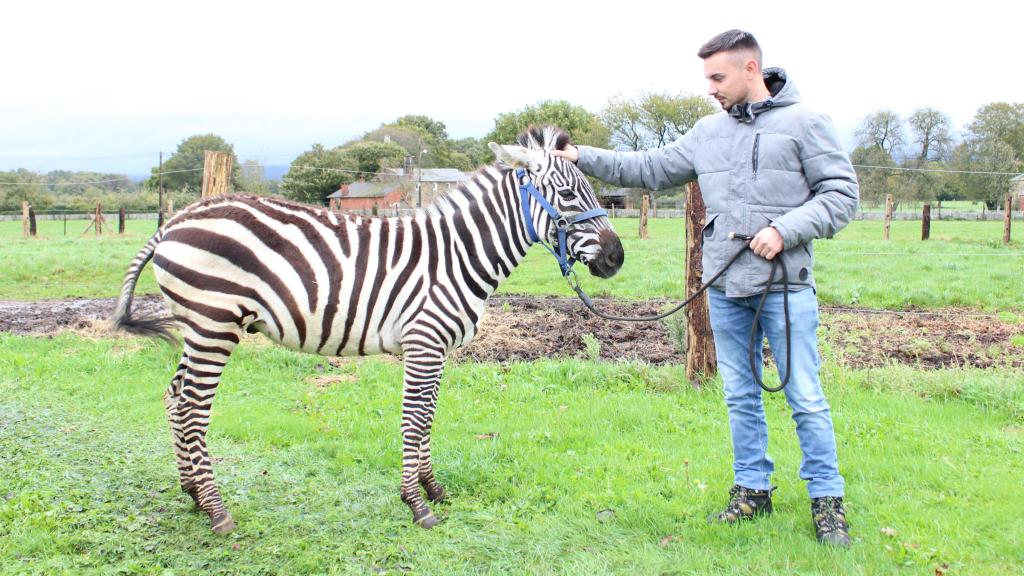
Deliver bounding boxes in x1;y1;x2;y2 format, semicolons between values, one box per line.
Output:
1;333;1022;575
1;218;1021;310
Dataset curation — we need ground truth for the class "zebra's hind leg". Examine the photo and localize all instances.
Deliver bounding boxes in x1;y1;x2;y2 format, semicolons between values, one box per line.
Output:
418;380;446;504
177;326;241;534
400;345;446;529
164;356;200;508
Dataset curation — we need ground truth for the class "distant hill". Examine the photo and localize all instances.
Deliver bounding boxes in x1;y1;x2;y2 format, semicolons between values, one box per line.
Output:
264;165;288;181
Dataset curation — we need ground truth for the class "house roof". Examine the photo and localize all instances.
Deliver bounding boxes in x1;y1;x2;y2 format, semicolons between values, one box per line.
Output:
327;181;400;199
598;188;630;198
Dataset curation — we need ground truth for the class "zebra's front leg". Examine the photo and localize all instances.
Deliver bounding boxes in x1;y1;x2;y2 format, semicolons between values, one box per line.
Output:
400;345;446;528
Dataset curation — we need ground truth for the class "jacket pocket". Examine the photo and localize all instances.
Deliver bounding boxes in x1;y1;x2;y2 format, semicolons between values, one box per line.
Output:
749;210;813;289
700;213;720;247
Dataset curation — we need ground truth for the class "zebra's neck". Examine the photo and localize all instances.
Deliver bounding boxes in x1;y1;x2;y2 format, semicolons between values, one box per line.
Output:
423;165;536;292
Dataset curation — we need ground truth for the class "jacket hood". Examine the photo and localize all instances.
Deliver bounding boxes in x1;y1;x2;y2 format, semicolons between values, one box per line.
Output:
728;67;800;123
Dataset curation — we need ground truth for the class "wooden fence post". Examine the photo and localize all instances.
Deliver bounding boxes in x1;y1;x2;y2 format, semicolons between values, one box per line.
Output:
28;206;36;237
1005;193;1013;245
685;182;716;388
84;202;106;236
22;201;29;237
158;150;165;229
883;194;894;240
639;195;650;239
201;151;233;199
118;207;126;234
922;204;930;240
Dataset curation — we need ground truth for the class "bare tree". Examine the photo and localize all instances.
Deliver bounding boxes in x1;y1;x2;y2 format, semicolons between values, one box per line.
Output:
855;110;906;158
601;95;647;151
601;92;716;151
907;107;954;162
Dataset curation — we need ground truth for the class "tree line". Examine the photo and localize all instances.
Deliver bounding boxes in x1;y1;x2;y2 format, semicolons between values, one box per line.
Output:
2;98;1021;212
852;103;1023;210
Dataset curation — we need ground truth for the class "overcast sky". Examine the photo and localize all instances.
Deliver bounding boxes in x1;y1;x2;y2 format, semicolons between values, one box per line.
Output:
2;0;1019;175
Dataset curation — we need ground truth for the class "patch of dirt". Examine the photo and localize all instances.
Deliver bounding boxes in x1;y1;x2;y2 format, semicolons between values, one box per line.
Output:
0;295;167;338
820;307;1023;370
0;296;1020;370
453;296;681;364
308;374;358;390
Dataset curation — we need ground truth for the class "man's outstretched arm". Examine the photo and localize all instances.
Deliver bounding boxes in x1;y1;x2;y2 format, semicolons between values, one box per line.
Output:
552;129;700;191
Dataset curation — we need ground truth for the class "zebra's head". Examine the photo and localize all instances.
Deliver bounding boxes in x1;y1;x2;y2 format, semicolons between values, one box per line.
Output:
488;126;624;279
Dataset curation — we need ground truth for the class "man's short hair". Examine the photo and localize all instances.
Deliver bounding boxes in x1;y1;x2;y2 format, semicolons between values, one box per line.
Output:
697;29;762;66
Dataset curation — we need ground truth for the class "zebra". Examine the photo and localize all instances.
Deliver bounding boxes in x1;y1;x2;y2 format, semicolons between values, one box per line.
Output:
110;126;624;533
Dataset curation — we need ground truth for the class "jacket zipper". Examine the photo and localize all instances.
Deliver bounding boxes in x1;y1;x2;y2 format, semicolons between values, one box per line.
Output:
751;133;761;180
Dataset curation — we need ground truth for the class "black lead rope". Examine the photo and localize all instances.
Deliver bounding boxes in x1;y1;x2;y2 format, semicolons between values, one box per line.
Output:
568;233;791;393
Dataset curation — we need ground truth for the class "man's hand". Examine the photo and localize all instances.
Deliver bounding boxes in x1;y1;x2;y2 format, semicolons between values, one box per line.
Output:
550;145;580;163
749;226;785;260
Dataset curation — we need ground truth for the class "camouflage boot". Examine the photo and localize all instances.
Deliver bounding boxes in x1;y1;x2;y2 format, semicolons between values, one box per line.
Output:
811;496;851;547
708;484;775;524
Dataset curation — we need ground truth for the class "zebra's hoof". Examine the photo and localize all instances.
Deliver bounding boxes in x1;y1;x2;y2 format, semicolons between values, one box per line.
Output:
426;486;446;504
414;512;439;529
211;513;237;534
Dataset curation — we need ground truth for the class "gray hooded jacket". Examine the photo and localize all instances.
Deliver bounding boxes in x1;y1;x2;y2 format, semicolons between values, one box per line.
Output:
577;68;859;297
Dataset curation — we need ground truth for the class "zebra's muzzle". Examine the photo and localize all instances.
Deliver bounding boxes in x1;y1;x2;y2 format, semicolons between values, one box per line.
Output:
587;231;624;279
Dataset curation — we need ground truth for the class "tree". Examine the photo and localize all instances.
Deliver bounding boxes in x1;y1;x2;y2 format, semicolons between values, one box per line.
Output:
340;140;408;175
450;137;492;169
851;145;900;207
967;102;1024;160
0;169;53;212
601;92;716;151
601;95;646;151
394;115;449;142
147;134;239;192
236;159;271;195
855;110;906;158
281;144;356;204
907;107;954;162
950;139;1022;209
486;100;610;153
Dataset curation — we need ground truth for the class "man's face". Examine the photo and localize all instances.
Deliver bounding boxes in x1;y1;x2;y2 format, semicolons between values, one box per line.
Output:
703;51;752;110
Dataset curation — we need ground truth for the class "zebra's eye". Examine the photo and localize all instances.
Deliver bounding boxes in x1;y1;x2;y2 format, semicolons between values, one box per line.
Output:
554;185;575;198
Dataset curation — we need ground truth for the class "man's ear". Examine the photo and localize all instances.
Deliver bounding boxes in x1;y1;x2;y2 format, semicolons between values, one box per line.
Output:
488;142;544;172
744;57;760;78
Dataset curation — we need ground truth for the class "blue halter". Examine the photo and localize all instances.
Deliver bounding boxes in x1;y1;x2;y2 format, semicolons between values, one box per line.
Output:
517;168;608;276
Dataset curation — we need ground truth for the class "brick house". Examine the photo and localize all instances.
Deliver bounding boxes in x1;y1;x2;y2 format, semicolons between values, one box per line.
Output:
327;181;405;213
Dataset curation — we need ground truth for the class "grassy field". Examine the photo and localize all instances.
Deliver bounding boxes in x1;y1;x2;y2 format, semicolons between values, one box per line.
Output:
2;334;1021;575
1;218;1021;310
2;213;1022;574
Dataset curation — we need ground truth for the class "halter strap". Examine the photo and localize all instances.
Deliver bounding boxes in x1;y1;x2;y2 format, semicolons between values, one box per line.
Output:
516;168;608;276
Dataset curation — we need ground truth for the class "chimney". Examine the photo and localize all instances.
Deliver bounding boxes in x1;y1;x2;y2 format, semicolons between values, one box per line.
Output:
404;155;414;179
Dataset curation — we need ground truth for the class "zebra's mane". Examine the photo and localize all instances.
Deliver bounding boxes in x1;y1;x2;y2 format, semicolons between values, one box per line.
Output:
427;125;572;218
516;125;573;152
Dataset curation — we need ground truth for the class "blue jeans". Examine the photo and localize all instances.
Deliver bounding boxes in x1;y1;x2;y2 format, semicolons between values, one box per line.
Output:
708;287;844;498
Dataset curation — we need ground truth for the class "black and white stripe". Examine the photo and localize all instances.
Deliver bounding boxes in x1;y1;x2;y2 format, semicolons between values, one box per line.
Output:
110;126;624;532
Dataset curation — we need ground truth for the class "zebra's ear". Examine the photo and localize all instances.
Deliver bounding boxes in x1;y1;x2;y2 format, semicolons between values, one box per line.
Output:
488;142;543;172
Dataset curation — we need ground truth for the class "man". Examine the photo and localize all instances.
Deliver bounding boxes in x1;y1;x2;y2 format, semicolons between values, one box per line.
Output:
553;29;858;547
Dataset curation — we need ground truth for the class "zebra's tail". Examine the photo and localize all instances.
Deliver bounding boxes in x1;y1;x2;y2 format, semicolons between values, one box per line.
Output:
109;231;177;344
